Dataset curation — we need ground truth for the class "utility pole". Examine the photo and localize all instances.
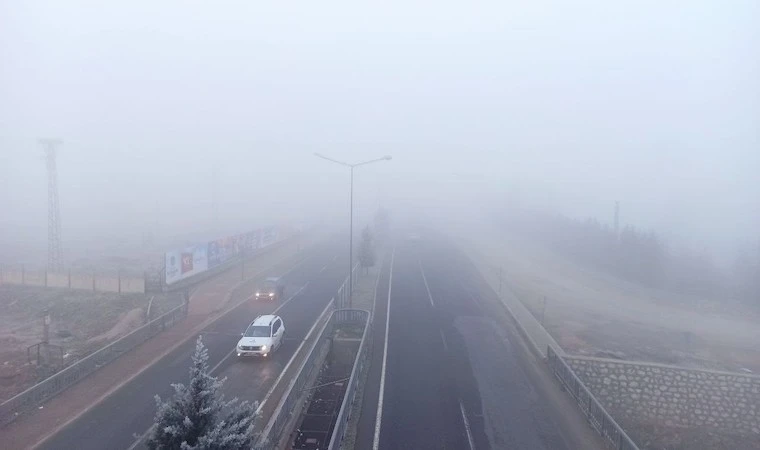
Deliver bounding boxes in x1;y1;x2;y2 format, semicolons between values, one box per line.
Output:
41;139;63;272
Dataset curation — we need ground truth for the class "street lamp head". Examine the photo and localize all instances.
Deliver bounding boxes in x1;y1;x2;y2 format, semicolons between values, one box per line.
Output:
383;155;392;161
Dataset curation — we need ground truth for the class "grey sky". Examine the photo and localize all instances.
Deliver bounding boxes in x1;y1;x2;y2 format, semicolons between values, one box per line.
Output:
1;1;758;263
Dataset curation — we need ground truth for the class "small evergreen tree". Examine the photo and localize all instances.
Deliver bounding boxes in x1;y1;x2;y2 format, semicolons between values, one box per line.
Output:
359;226;375;271
146;336;258;450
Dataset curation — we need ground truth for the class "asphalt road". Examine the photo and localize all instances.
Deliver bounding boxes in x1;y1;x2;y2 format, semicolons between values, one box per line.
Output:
37;237;350;450
356;232;599;450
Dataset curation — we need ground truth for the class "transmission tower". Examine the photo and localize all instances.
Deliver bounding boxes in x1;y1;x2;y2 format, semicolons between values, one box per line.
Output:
41;139;63;272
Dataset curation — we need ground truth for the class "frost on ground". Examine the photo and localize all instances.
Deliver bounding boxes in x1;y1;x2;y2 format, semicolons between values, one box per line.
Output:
0;285;176;402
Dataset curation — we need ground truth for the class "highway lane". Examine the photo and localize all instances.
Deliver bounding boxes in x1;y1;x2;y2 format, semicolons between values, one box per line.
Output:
37;238;350;450
357;232;598;450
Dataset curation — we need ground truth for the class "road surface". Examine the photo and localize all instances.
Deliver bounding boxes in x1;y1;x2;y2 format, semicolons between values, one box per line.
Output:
36;237;350;450
355;231;604;450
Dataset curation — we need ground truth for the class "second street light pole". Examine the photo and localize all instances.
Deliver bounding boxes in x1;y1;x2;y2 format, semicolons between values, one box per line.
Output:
315;153;391;308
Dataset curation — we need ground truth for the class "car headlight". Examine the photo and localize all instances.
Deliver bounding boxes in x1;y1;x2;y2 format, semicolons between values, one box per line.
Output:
260;345;267;351
255;292;260;297
269;292;274;297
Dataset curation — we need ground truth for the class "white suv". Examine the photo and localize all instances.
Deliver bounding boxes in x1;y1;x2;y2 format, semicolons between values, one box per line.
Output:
236;315;285;357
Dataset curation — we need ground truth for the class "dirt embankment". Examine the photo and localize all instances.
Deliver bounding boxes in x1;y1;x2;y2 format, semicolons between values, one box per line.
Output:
0;286;174;402
458;223;760;373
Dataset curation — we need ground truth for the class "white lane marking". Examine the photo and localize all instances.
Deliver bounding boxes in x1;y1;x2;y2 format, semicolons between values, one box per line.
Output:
272;282;309;315
468;292;485;311
255;298;334;414
440;329;449;352
419;260;435;307
332;255;338;262
125;282;310;450
211;348;236;373
319;264;328;273
459;400;476;450
373;247;395;450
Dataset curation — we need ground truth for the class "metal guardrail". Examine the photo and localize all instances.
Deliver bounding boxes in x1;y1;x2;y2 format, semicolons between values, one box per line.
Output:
0;300;188;426
254;264;362;449
328;309;371;450
335;264;360;309
547;346;639;450
255;307;334;450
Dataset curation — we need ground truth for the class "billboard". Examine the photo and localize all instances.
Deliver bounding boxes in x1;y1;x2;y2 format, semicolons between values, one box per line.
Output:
247;229;261;251
207;237;229;269
261;226;278;248
164;224;290;285
165;244;209;285
207;234;250;269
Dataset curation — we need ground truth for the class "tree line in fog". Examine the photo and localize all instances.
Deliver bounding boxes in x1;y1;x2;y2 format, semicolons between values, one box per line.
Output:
496;210;760;307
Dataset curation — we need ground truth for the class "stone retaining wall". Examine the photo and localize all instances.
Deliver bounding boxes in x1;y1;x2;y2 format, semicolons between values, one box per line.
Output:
566;356;760;436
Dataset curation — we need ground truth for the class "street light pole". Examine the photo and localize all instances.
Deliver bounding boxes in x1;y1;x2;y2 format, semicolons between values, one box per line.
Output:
349;166;354;303
315;153;391;308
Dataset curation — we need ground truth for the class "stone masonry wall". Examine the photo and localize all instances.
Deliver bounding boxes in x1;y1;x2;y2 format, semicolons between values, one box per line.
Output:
566;356;760;436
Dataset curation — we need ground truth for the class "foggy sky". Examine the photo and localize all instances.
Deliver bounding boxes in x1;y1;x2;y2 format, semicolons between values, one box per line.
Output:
1;1;758;264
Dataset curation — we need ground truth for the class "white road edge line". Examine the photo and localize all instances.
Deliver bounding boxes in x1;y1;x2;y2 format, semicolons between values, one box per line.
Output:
440;329;449;352
459;400;476;450
125;282;311;450
467;292;485;311
372;247;395;450
419;260;435;307
319;264;328;273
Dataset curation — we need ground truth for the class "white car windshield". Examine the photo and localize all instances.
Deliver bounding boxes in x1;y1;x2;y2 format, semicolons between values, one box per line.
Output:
244;325;270;338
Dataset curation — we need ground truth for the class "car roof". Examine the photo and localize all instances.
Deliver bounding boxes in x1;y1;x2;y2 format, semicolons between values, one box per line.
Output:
265;276;280;282
251;314;279;326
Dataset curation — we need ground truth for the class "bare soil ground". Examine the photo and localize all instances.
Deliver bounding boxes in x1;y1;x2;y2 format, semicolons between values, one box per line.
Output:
0;286;171;402
460;224;760;374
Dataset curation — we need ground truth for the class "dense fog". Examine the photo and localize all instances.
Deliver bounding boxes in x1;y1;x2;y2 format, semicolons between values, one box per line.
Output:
1;1;758;269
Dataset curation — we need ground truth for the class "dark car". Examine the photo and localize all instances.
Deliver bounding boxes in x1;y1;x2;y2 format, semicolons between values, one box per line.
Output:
256;277;284;301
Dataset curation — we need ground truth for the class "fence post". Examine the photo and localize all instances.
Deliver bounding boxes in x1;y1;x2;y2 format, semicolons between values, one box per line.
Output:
118;270;122;294
92;272;96;292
